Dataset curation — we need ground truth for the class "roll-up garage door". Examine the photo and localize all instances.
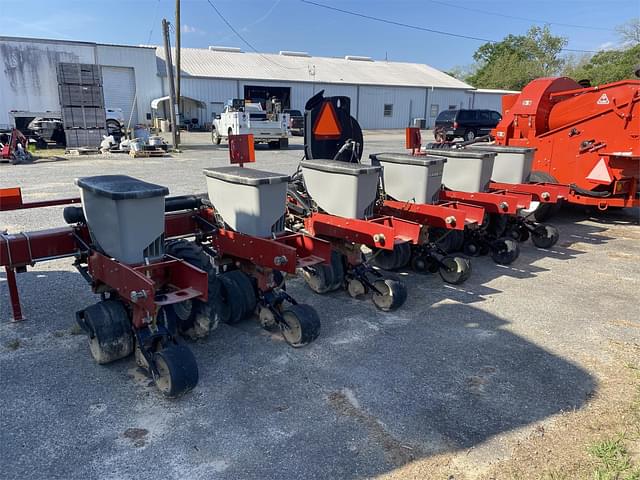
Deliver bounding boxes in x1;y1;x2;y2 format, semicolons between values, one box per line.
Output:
102;66;138;125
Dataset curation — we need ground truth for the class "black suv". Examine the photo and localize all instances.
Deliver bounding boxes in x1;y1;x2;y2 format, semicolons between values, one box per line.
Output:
434;109;502;142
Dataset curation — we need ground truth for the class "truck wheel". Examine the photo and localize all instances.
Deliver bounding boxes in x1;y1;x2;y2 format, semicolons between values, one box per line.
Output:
528;171;563;221
268;141;280;149
212;129;221;145
464;130;476;141
279;138;289;149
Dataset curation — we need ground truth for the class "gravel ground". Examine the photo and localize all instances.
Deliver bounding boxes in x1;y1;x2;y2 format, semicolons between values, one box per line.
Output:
1;131;638;479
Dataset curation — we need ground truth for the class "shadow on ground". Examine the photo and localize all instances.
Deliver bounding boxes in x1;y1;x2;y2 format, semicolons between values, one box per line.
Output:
0;268;595;480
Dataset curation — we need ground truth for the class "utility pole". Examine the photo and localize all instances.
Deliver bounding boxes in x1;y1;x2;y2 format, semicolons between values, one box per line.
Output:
162;19;179;149
175;0;181;132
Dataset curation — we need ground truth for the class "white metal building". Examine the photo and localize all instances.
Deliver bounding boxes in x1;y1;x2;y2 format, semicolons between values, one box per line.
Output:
0;36;512;131
155;47;477;129
0;36;158;128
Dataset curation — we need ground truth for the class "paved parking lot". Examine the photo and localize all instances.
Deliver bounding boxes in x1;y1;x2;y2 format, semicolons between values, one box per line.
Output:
1;131;638;479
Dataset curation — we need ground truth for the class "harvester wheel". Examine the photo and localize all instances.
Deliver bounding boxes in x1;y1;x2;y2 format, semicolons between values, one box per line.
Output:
439;256;472;285
165;240;221;337
528;171;563;221
371;279;407;312
152;345;199;398
491;238;520;265
280;304;321;347
83;300;133;365
531;224;560;249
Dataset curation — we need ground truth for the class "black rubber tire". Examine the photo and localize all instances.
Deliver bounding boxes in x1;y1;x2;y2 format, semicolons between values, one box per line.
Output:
528;171;563;221
410;253;437;274
212;129;221;145
218;272;249;324
463;241;482;257
434;127;446;143
506;223;530;242
165;240;220;338
268;141;280;150
486;214;508;238
464;129;476;141
152;344;199;398
371;243;411;271
224;269;257;319
371;279;408;312
83;300;133;364
328;251;346;290
430;228;465;253
439;256;472;285
491;237;520;265
302;264;336;294
280;304;321;347
279;138;289;149
531;224;560;249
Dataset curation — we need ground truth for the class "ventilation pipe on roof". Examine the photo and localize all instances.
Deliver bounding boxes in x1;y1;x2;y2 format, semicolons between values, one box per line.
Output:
345;55;373;61
208;46;243;52
279;51;311;57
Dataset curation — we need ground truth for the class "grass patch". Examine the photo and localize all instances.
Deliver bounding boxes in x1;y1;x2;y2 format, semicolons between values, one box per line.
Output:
34;148;66;158
588;436;637;479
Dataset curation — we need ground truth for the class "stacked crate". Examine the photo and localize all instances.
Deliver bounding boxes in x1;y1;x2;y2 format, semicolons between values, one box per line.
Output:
57;63;107;148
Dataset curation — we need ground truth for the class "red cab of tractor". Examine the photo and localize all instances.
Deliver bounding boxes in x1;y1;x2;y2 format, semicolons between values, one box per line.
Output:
494;77;640;215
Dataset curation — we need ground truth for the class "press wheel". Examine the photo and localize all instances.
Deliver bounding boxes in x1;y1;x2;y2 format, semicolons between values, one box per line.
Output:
152;344;199;398
371;279;407;312
280;305;321;348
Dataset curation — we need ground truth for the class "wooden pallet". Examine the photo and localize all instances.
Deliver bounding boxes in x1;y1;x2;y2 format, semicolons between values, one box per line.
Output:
65;148;99;155
129;148;168;158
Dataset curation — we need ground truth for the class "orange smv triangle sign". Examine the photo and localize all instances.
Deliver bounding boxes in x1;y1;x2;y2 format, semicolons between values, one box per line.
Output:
313;101;342;139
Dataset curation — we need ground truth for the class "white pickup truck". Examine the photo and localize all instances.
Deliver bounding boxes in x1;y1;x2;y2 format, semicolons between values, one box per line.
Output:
211;101;290;149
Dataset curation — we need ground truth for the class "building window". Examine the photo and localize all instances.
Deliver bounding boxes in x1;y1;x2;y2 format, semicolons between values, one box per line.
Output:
430;104;439;117
448;105;456;110
383;104;393;117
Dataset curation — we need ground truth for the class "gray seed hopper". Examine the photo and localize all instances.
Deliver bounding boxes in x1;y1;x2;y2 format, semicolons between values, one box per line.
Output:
370;153;447;204
75;175;169;264
467;145;536;184
422;148;496;193
203;166;290;237
301;160;381;219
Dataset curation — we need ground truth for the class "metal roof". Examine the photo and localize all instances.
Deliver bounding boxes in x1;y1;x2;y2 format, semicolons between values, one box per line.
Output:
156;47;473;90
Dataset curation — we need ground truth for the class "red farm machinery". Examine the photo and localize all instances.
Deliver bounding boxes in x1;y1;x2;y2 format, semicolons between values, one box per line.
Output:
494;77;640;217
0;168;332;397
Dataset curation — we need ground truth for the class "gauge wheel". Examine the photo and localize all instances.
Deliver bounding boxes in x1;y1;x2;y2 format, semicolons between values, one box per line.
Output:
83;300;133;365
439;256;472;285
152;344;199;398
371;279;408;312
531;224;560;249
491;237;520;265
280;304;321;348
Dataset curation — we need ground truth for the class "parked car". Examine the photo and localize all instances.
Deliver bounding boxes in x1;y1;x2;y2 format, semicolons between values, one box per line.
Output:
284;109;304;136
434;109;502;142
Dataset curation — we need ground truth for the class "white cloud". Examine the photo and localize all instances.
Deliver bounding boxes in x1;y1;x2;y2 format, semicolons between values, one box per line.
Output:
597;41;616;51
182;24;204;34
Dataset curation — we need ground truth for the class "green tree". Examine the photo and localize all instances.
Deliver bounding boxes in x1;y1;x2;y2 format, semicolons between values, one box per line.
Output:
564;45;640;85
563;18;640;85
466;26;567;90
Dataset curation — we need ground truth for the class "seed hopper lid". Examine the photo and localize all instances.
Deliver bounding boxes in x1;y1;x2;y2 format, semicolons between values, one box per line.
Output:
370;152;447;167
467;144;536;154
203;166;290;186
421;148;496;160
301;159;381;176
75;175;169;200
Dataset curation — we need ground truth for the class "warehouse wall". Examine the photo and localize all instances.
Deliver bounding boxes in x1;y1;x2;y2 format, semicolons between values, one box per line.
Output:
0;38;95;126
96;45;161;126
357;86;426;129
469;91;509;112
426;88;471;128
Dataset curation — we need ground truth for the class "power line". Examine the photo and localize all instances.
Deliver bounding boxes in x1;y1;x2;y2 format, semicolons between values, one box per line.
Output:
427;0;616;32
300;0;597;54
205;0;307;70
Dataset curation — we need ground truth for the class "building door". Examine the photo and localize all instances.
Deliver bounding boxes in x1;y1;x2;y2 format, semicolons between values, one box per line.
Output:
102;66;137;125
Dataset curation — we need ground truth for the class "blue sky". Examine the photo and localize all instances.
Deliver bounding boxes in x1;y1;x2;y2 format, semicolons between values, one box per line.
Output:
2;0;637;70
